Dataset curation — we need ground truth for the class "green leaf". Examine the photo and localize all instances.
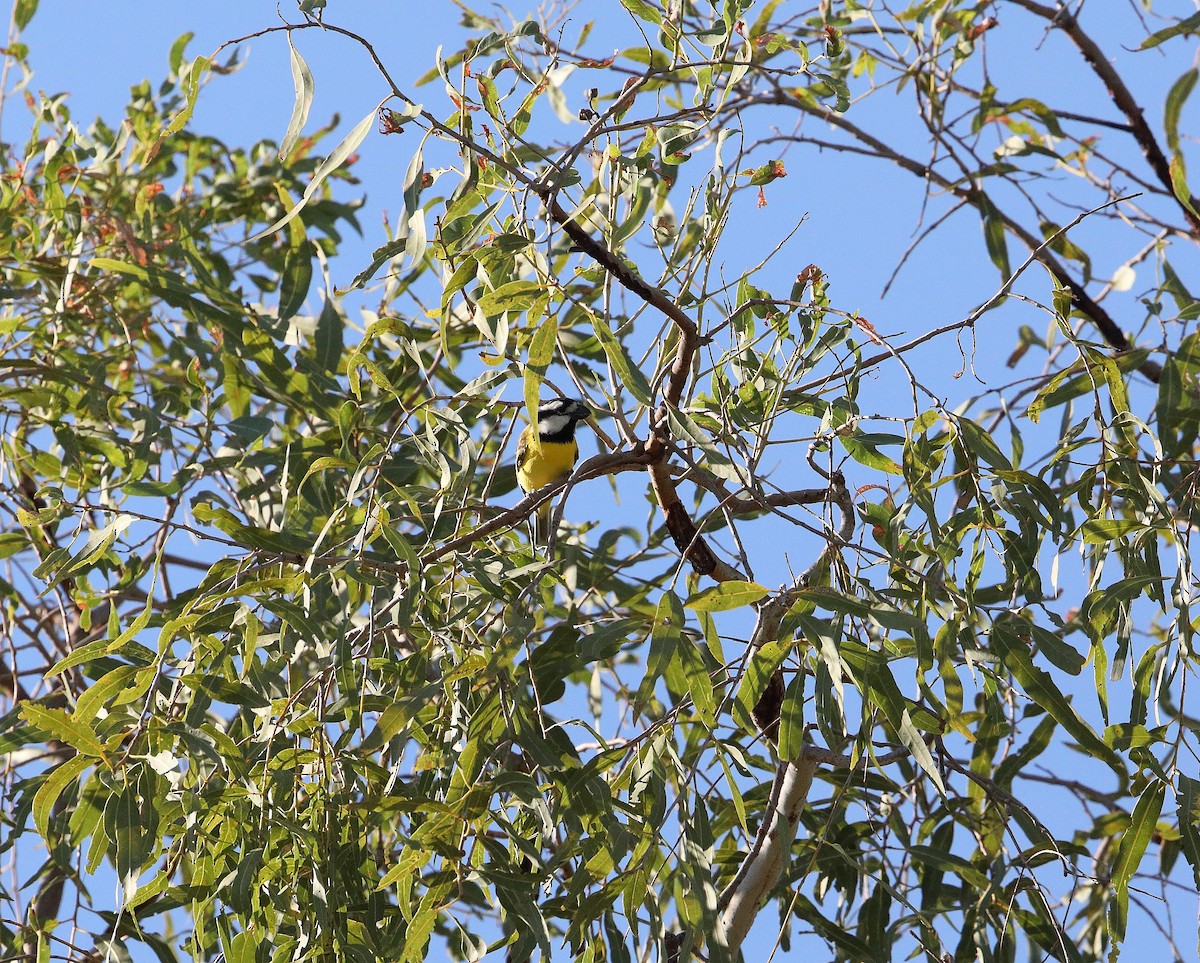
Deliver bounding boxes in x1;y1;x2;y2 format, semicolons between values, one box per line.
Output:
475;280;545;318
107;770;159;898
90;258;238;328
0;532;28;559
908;845;990;889
590;310;652;404
75;665;154;727
776;672;806;761
734;637;791;733
792;893;878;960
33;755;91;838
1039;218;1092;283
1139;11;1200;50
14;0;38;30
20;704;108;760
160;54;211;142
1164;68;1197;154
314;295;345;373
1169;152;1200;220
476;74;503;118
1108;780;1166;952
50;514;133;579
1177;775;1200;890
744;159;786;186
841;433;903;475
1025;350;1148;423
523;303;557;419
178;673;271;709
1028;623;1084;676
978;195;1011;278
1081;519;1142;544
679;635;717;728
635;591;685;711
227;928;262;963
1005;96;1065;137
612;176;653;245
168;32;194;74
1156;358;1199;459
617;0;663;26
684;580;768;612
839;640;910;731
899;708;944;795
278;242;313;321
666;409;750;487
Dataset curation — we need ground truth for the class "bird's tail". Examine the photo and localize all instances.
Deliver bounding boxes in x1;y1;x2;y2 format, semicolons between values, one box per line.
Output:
530;500;553;549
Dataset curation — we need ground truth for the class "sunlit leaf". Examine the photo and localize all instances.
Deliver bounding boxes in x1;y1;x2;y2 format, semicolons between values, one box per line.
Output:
280;34;315;159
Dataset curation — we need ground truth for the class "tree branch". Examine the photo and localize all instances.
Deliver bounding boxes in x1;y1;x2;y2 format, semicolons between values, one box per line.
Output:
715;753;820;958
420;446;659;565
1006;0;1200;237
740;88;1165;385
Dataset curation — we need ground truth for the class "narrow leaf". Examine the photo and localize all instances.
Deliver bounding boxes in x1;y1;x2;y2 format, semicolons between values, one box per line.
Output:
590;309;652;404
899;708;945;795
776;673;806;761
1108;780;1166;955
15;0;38;31
1139;11;1200;50
522;304;557;422
679;635;717;728
1177;775;1200;890
617;0;663;25
278;242;313;321
1169;153;1200;220
20;704;107;760
635;591;684;711
979;196;1011;279
279;35;315;159
314;296;344;373
1164;68;1198;154
734;637;791;733
75;665;151;726
1112;781;1165;890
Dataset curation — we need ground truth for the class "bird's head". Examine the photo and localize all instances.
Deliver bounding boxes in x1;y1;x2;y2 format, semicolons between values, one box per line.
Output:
532;398;592;441
536;398;592;439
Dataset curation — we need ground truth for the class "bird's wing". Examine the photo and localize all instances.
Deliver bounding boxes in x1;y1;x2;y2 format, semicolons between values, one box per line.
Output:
515;428;533;487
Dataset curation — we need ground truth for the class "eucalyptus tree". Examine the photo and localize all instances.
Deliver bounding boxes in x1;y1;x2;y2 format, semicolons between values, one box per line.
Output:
3;2;1199;962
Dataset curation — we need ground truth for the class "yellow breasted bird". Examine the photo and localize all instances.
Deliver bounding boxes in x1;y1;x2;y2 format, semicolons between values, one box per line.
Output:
516;398;592;544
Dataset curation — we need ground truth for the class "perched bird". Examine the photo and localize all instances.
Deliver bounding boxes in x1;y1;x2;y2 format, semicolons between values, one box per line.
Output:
516;397;592;544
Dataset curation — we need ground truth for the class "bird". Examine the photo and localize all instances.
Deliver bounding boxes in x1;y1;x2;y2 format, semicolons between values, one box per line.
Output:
516;397;592;544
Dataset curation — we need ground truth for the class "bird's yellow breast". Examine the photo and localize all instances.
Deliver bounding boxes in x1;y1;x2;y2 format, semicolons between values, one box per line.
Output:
516;430;579;493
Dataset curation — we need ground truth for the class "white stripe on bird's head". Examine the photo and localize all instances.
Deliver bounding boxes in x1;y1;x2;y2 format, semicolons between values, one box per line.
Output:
538;413;572;437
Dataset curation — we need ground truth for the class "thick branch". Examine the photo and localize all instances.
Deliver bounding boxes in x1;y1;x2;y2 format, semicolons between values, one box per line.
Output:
715;754;820;958
708;470;853;954
647;457;745;582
